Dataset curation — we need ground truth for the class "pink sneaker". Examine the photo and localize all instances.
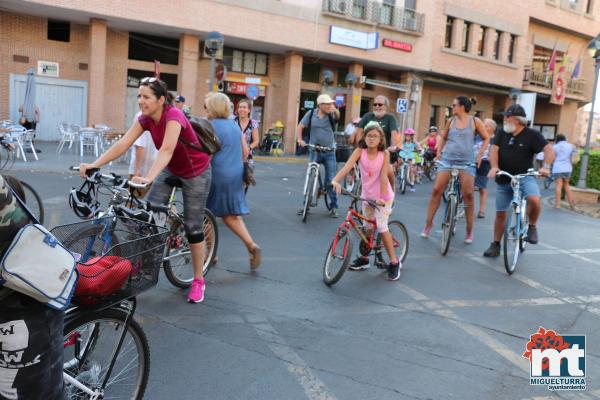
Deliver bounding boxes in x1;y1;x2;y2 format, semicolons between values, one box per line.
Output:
464;232;474;244
420;225;432;239
187;278;205;303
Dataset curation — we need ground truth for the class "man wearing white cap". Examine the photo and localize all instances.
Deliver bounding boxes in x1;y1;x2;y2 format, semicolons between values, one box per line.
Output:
296;94;340;217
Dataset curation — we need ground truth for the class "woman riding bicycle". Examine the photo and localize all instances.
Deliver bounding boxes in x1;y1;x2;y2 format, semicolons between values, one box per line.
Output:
79;78;212;304
421;96;489;244
398;128;422;192
420;126;439;158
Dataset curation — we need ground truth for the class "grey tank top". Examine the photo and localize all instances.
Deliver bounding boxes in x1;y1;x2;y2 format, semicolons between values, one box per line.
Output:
442;116;475;163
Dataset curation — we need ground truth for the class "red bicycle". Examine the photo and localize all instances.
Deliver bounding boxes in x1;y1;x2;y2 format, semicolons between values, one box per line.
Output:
323;190;409;286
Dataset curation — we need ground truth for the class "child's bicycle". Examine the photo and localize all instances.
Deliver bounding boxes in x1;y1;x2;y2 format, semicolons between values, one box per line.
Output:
322;189;409;286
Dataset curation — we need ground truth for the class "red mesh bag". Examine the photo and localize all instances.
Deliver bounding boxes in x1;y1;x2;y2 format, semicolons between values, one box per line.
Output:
75;256;132;304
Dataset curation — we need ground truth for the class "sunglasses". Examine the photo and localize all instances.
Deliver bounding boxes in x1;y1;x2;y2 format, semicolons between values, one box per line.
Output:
141;77;158;84
373;103;385;107
508;137;515;147
451;103;459;108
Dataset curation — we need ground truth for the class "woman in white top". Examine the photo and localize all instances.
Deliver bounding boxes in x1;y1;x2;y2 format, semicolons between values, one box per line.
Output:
128;112;158;196
552;134;576;209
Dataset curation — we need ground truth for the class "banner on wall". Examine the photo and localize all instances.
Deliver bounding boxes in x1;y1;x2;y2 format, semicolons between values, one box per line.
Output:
550;66;566;105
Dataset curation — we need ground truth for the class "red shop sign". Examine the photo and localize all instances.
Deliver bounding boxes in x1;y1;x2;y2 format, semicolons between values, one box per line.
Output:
226;82;266;97
382;39;412;52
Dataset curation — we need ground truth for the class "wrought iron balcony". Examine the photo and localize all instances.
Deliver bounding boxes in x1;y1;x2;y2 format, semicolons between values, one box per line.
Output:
322;0;425;35
522;68;586;96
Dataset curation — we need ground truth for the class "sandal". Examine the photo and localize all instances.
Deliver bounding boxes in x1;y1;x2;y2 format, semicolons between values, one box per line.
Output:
477;212;485;219
249;245;262;270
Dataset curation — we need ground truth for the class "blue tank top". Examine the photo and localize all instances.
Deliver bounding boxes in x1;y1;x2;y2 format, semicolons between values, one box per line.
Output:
442;116;475;163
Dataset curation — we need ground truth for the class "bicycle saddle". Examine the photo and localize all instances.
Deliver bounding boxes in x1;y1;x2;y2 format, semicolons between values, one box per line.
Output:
165;176;183;188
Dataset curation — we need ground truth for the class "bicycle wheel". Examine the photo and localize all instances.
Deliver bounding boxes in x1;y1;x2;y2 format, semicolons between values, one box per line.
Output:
63;307;150;400
519;199;529;252
440;194;456;256
302;168;316;223
19;180;44;224
0;144;15;170
375;220;409;266
319;172;332;211
398;165;407;195
503;207;520;275
323;228;353;286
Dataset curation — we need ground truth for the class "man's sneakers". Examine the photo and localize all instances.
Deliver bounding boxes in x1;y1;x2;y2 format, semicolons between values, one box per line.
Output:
187;278;205;303
349;256;370;271
387;261;401;281
526;225;538;244
329;207;339;218
483;242;501;257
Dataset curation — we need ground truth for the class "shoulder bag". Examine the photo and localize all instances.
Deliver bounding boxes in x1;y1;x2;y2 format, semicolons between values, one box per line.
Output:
181;116;221;155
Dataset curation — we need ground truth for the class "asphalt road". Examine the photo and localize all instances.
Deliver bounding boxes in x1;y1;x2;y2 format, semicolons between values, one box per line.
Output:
10;158;600;400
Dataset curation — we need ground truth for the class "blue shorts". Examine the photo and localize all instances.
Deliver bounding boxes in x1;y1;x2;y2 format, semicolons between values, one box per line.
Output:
495;176;540;212
437;160;476;177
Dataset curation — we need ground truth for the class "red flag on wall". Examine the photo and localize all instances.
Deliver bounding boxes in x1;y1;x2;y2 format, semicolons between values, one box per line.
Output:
547;47;557;73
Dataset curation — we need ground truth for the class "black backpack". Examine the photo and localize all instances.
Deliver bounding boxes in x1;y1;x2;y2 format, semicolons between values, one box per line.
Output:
301;109;337;142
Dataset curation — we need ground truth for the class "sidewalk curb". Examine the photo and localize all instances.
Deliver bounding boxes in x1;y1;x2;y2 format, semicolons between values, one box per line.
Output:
253;156;306;164
543;195;600;219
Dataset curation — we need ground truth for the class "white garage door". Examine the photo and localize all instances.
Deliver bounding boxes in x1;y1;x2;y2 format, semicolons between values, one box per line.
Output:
9;74;87;141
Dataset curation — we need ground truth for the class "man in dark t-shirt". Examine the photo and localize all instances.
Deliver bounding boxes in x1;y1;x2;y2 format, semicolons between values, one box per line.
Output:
483;104;555;257
352;95;401;153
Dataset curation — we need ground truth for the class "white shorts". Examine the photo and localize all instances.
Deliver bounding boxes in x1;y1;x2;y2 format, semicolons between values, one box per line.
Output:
363;200;393;233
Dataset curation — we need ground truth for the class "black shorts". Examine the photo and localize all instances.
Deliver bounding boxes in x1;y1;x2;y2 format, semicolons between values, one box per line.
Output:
476;160;491;177
390;151;398;164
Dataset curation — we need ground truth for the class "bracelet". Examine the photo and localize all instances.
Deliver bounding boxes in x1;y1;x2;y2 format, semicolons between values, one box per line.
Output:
543;163;551;169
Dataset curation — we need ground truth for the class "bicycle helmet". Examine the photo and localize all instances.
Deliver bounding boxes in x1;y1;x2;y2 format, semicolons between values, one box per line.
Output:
69;182;99;219
429;126;439;132
404;128;415;135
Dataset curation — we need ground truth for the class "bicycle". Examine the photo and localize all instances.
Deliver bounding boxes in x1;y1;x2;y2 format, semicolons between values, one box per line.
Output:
55;216;169;400
323;189;409;286
439;162;475;256
396;152;411;195
342;163;361;212
69;167;218;288
300;144;334;222
496;169;539;275
422;150;438;182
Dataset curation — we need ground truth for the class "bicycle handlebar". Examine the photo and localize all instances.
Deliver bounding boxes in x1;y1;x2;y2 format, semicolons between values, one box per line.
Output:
495;170;540;180
70;166;149;190
305;144;334;152
339;188;379;209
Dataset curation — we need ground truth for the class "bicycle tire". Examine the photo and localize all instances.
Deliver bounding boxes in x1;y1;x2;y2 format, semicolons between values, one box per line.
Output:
319;172;332;211
63;307;150;400
519;199;529;252
375;220;409;266
440;194;456;256
302;168;316;223
19;180;45;224
323;228;353;286
163;209;219;288
0;144;15;170
503;207;520;275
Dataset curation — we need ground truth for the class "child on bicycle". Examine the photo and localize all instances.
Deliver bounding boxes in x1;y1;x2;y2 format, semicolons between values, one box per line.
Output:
398;128;422;192
331;122;401;281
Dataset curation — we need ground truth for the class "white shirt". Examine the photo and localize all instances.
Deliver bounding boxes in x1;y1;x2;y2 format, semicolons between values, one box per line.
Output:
552;141;575;174
129;113;158;176
344;123;355;136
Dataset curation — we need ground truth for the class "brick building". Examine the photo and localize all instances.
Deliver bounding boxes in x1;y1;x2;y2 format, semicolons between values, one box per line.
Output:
0;0;598;152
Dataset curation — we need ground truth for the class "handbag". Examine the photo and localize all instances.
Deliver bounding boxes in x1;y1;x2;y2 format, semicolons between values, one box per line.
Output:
243;161;256;186
180;116;221;155
0;224;78;310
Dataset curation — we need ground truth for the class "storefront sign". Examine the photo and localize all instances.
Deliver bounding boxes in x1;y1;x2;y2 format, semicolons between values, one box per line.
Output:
335;94;346;108
226;82;266;97
245;77;261;85
37;60;59;77
382;39;413;52
329;26;378;50
304;100;315;109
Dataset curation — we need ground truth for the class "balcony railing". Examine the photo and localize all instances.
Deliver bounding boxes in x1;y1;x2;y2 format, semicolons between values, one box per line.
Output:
523;68;586;96
322;0;425;35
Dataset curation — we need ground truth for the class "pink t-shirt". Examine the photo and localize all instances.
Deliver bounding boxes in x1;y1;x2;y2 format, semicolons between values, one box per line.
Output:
138;105;210;179
359;149;393;201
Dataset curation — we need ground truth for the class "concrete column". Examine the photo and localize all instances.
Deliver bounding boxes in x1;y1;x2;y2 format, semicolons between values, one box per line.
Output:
451;19;464;51
178;34;200;113
468;23;480;55
282;52;303;154
483;27;497;59
88;18;107;126
346;63;363;125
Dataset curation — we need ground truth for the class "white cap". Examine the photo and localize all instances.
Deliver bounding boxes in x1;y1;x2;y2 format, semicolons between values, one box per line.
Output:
317;94;335;104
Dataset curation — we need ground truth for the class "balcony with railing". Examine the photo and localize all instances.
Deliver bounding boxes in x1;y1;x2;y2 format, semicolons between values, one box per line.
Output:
322;0;425;35
522;67;587;97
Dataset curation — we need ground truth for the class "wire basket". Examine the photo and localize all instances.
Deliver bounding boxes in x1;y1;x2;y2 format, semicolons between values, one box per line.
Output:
51;216;169;308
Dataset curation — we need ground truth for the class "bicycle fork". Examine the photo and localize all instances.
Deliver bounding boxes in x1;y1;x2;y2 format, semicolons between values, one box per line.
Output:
303;163;320;207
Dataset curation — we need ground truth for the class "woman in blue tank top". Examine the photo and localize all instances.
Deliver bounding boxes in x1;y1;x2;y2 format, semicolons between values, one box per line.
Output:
421;96;489;244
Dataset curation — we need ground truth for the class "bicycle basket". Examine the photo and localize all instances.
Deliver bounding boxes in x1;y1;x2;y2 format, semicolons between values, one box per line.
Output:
51;216;169;308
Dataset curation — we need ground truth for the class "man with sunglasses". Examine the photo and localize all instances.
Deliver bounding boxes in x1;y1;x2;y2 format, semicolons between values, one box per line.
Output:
352;95;401;156
483;104;555;257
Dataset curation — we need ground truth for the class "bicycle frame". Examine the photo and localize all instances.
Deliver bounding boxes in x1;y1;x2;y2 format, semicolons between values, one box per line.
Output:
303;161;321;207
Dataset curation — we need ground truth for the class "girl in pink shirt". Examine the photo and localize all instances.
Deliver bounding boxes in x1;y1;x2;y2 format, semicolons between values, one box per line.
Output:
332;122;401;281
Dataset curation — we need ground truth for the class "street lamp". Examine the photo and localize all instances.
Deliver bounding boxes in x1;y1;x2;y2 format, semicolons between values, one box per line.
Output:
577;33;600;188
205;31;224;92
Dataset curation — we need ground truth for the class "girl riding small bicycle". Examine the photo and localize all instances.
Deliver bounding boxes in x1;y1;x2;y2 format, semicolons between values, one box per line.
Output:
331;122;401;281
398;128;422;191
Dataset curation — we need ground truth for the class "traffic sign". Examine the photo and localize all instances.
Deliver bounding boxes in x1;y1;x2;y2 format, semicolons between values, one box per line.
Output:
246;85;259;100
396;98;408;113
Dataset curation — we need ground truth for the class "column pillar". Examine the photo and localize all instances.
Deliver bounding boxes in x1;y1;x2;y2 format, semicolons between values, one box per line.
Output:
498;32;511;63
468;23;480;54
178;34;200;113
88;18;107;126
451;19;464;51
483;27;496;58
346;63;363;125
282;52;303;154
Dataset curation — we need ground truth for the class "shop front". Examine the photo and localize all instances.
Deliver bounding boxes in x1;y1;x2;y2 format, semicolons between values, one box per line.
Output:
223;73;269;130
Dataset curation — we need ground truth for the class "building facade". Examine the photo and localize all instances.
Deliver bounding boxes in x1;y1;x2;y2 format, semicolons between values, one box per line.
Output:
1;0;598;151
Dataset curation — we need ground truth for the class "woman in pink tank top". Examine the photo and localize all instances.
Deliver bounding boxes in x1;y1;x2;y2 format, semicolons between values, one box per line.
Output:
331;122;401;281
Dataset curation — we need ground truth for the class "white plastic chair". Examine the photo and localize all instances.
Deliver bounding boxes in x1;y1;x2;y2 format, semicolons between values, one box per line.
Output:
22;129;38;161
4;127;28;161
57;122;77;154
79;128;100;158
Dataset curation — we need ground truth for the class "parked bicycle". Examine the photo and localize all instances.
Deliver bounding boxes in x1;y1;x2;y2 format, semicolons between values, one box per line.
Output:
69;167;218;288
323;189;409;286
496;169;539;275
439;162;475;256
300;144;334;222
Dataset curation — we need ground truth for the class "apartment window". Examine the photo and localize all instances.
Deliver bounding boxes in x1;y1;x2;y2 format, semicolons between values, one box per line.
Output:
462;21;471;52
585;0;594;13
444;16;454;48
302;62;321;83
429;105;439;128
477;26;487;56
492;30;500;60
507;34;516;63
380;0;394;25
352;0;367;19
567;0;579;9
337;67;349;87
48;20;70;42
223;48;268;75
404;0;416;9
129;33;179;65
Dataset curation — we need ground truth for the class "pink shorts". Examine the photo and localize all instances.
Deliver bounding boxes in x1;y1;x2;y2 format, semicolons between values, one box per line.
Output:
362;200;393;233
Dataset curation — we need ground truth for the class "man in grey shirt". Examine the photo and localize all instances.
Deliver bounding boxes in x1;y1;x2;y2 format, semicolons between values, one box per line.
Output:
296;94;340;217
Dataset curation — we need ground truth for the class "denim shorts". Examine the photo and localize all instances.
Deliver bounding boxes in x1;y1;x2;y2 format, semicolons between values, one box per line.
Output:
437;159;476;177
552;172;571;180
495;175;540;212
